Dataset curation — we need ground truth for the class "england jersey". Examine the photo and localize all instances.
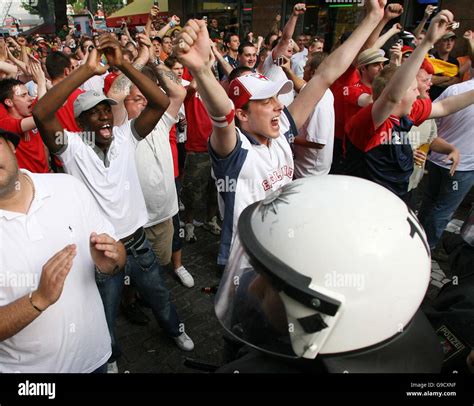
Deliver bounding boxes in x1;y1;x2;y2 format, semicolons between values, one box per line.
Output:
209;107;297;266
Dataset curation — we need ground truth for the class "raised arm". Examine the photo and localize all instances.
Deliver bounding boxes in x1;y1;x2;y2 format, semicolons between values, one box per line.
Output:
373;23;402;50
174;19;236;157
288;0;386;130
211;41;233;78
272;4;306;59
372;10;454;128
364;3;403;50
98;34;169;138
107;34;151;126
414;5;437;40
145;5;160;38
33;48;108;154
280;55;306;92
154;65;187;118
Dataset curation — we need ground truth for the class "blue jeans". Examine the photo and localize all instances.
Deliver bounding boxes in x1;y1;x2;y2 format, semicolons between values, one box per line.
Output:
96;237;182;362
418;161;474;249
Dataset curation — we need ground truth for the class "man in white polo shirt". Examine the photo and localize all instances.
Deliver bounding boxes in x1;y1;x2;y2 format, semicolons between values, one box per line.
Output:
33;35;194;370
0;128;126;373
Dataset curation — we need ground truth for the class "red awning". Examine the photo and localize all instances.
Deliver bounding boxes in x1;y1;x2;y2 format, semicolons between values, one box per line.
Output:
105;0;169;28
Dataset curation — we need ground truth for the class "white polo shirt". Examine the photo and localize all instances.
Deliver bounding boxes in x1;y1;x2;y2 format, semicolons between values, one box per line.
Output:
210;108;297;266
59;120;148;239
134;112;179;227
0;171;114;372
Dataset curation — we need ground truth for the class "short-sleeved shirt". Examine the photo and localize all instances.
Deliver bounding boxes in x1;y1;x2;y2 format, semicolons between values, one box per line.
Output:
183;89;212;153
343;80;372;123
209;107;297;266
293;89;334;178
58;120;148;239
0;171;114;372
430;79;474;171
135;112;179;227
1;114;49;173
331;65;361;139
56;88;84;133
345;99;432;196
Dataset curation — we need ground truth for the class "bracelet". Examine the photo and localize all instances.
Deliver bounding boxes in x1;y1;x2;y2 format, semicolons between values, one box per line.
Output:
28;291;44;313
209;101;235;128
95;265;121;277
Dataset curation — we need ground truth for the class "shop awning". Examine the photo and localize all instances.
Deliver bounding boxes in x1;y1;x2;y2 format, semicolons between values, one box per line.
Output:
106;0;169;28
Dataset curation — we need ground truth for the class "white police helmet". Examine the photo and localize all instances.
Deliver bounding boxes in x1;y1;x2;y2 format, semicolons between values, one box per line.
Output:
215;176;442;371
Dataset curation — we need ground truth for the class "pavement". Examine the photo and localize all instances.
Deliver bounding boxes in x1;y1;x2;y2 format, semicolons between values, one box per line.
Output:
116;223;226;373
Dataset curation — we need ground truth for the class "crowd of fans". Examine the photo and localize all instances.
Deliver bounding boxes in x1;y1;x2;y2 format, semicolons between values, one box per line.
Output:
0;0;473;373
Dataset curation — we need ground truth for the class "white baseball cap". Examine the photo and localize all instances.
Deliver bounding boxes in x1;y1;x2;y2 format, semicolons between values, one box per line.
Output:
227;73;293;109
73;90;118;118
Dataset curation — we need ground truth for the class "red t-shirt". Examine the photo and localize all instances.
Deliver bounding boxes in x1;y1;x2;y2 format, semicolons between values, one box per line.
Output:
1;115;49;173
331;65;361;140
344;99;432;196
168;124;179;178
56;88;84;132
183;89;212;153
342;80;372;127
0;103;7;119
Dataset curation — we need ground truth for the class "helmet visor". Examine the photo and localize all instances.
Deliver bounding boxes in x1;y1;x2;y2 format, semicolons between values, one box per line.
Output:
215;244;297;358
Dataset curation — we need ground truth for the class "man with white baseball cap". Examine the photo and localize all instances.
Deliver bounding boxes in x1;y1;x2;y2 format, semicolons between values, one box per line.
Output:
73;90;118;118
33;35;195;371
174;0;389;269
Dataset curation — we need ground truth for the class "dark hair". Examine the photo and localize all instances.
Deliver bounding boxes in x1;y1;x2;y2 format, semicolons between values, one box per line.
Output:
79;37;93;53
45;51;72;80
164;55;182;69
151;36;162;44
228;66;253;82
0;78;24;106
306;52;328;74
238;41;256;55
264;32;277;46
224;33;239;45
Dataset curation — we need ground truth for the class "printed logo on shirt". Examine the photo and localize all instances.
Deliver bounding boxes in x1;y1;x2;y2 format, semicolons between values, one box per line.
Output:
262;165;294;191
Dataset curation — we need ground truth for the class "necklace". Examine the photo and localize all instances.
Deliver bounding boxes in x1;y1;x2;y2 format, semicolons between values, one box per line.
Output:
22;173;36;212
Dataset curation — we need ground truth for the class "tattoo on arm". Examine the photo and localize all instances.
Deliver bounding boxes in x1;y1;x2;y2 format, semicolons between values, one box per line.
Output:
156;69;180;93
110;63;145;94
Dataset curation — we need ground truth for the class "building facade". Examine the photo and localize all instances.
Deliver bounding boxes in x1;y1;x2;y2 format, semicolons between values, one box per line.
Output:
169;0;470;55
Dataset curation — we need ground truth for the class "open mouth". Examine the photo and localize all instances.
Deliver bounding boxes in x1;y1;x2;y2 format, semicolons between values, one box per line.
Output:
98;124;112;138
271;116;280;129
